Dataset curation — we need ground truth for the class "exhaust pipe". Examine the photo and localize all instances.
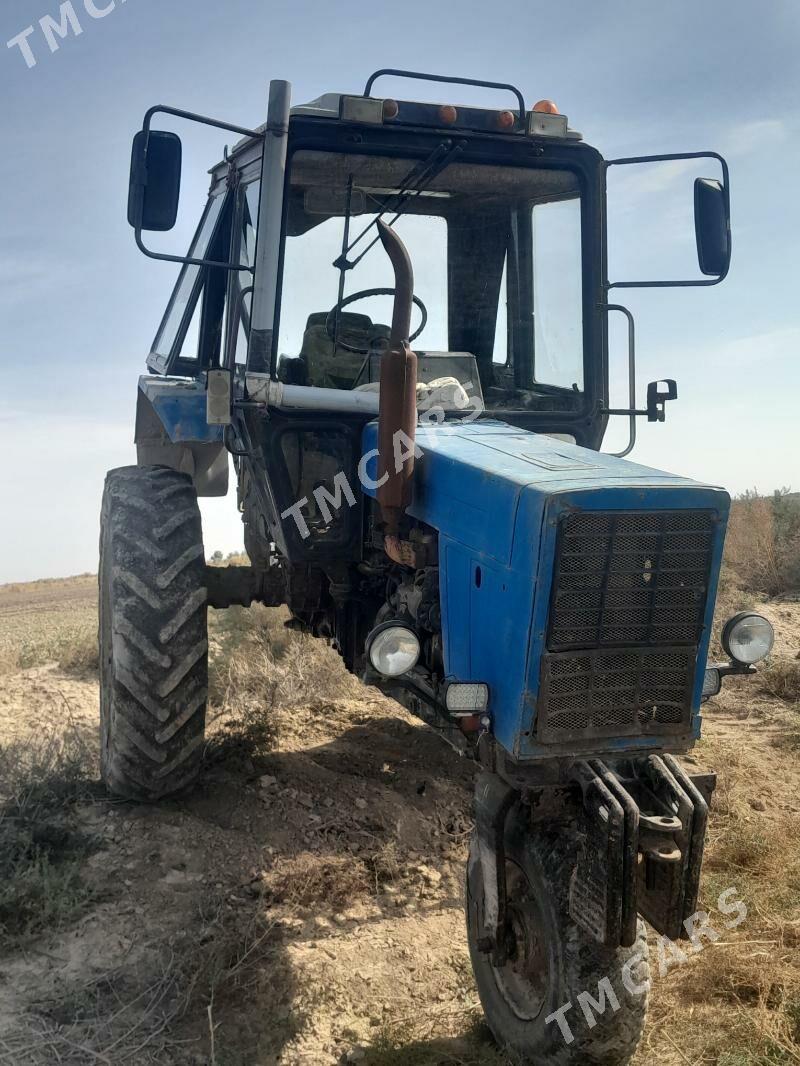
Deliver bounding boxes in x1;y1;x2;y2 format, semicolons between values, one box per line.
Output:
376;220;418;544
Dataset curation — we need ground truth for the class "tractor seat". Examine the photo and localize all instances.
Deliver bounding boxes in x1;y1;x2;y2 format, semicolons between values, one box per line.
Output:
297;311;390;390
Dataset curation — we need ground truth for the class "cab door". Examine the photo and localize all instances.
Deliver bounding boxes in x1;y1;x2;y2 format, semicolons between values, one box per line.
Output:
147;189;232;377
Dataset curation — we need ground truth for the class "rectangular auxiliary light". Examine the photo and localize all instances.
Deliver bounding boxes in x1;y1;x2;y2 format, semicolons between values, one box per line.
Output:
206;369;232;426
445;682;489;715
702;667;722;698
527;111;568;138
340;96;384;124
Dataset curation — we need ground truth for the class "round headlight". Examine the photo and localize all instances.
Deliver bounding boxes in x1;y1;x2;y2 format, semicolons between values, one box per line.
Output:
721;612;775;665
367;623;420;678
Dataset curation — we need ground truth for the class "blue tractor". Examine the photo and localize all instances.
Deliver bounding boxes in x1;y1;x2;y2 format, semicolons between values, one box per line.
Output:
103;71;774;1062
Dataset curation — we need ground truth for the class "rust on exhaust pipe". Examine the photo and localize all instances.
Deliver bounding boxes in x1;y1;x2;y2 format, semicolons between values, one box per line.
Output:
376;219;418;539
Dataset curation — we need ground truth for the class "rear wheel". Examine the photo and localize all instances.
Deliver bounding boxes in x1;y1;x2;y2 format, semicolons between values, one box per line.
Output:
466;813;649;1064
99;466;208;801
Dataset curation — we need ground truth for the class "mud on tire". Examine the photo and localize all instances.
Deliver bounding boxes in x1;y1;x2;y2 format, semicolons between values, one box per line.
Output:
466;814;649;1065
99;466;208;801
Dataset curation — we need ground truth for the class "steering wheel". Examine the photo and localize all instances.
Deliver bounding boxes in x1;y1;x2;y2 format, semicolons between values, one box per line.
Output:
325;288;428;354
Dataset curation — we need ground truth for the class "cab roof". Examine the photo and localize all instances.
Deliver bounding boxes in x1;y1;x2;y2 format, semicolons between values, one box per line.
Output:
224;91;582;166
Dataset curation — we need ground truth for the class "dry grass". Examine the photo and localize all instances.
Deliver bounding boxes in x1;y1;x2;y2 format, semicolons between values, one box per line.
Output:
364;1018;508;1066
0;602;98;677
0;573;97;677
35;622;97;675
0;616;98;677
0;574;94;598
261;841;403;913
1;896;288;1065
0;646;18;674
205;602;362;767
646;724;800;1064
656;943;800;1064
263;852;372;910
0;723;99;949
757;660;800;702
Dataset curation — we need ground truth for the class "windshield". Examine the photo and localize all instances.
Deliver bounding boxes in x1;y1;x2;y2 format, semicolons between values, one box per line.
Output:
277;149;585;413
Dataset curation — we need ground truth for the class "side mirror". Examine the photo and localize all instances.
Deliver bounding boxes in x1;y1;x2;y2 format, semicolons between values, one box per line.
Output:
646;379;677;422
607;151;730;288
694;178;730;277
127;130;182;232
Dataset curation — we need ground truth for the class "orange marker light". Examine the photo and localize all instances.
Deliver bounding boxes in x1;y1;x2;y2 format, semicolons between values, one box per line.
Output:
438;104;458;125
532;99;560;115
497;110;516;129
457;714;482;734
383;98;399;119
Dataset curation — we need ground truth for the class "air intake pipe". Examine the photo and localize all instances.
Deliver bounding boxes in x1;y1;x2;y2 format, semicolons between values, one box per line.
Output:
375;220;418;560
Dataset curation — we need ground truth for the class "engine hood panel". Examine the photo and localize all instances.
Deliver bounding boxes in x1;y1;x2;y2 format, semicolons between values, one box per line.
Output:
361;419;724;565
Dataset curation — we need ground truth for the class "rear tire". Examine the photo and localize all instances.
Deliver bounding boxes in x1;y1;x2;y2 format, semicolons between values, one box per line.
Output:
99;466;208;801
466;812;649;1064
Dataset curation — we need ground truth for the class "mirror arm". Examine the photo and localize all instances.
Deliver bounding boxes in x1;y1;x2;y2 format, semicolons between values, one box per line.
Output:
134;227;254;273
605;150;730;289
134;105;264;271
141;104;262;142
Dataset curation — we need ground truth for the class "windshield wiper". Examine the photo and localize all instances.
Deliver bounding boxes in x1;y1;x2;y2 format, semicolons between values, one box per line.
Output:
332;139;464;274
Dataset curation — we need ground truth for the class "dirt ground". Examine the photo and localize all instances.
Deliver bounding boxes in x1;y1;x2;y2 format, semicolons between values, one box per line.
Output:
0;577;799;1065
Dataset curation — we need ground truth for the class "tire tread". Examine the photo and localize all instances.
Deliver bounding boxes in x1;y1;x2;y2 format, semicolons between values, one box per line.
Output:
99;465;208;801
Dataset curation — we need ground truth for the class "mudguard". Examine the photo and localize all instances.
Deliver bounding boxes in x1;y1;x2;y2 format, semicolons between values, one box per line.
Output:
134;377;228;497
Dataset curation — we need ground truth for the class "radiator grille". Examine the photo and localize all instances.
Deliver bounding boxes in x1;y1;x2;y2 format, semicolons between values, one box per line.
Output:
537;647;695;743
535;508;717;746
548;510;715;651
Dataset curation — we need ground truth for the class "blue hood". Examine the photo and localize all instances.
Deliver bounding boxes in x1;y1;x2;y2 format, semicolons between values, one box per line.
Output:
362;419;730;762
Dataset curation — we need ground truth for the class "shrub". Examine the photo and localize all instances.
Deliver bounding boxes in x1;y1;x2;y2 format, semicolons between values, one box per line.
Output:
723;489;800;597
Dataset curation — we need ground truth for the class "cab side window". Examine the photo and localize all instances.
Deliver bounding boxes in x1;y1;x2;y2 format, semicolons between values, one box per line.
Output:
148;193;227;374
226;180;260;367
532;198;584;391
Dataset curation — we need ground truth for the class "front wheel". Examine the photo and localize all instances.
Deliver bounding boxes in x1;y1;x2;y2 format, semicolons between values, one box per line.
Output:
466;813;649;1064
99;466;209;801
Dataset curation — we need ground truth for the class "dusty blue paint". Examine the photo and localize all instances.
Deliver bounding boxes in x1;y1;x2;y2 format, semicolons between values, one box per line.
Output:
361;419;730;762
138;376;223;444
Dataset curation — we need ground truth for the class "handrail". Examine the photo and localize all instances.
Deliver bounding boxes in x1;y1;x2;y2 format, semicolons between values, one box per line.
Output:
363;68;526;117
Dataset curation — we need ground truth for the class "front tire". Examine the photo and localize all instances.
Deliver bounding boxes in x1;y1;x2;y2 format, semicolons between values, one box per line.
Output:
466;812;649;1064
99;466;208;801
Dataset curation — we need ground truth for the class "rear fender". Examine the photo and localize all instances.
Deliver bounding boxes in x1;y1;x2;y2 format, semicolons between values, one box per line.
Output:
135;377;228;497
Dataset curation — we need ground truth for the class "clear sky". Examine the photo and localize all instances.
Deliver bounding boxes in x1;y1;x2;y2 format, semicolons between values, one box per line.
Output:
1;0;798;583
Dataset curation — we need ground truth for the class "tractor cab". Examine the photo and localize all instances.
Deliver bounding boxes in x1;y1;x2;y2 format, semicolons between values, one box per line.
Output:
139;80;603;440
131;73;730;524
